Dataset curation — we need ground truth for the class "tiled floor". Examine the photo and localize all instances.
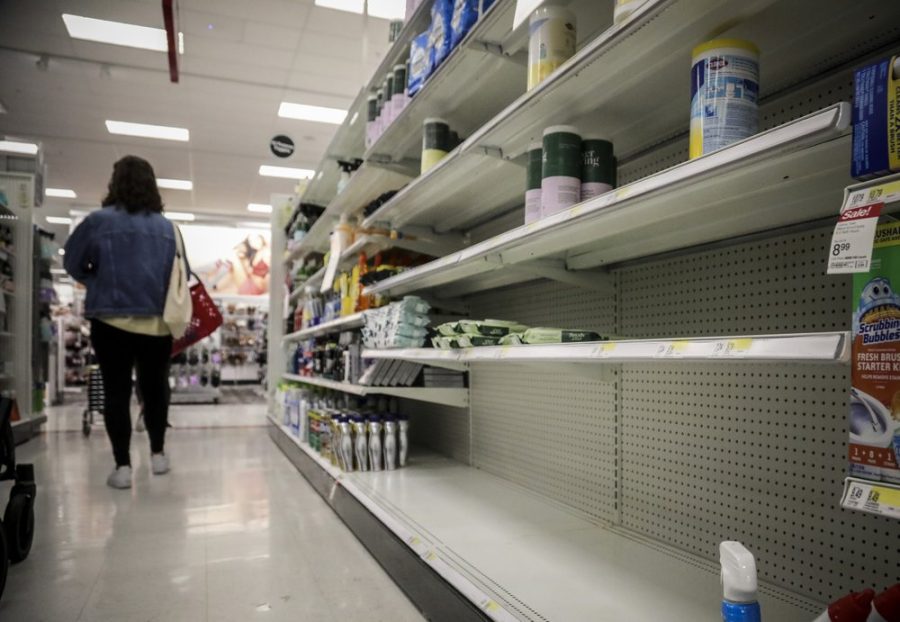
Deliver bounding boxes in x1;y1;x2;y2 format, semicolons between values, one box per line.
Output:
0;420;425;621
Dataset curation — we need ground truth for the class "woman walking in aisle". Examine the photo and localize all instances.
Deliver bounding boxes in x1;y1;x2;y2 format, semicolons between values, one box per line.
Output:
64;155;181;489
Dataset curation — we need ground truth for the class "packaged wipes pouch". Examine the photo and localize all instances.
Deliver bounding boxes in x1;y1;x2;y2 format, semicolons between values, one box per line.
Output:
458;319;528;337
457;334;502;348
849;221;900;484
521;327;607;344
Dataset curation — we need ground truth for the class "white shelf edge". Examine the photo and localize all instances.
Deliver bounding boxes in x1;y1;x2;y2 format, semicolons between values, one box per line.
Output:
361;332;850;367
841;477;900;520
280;373;468;407
364;103;850;296
282;312;366;343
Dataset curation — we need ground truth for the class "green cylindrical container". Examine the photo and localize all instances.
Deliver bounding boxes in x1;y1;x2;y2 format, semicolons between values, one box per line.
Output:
422;118;451;174
581;139;616;200
367;94;378;123
525;142;543;223
393;64;407;99
541;125;582;216
389;19;403;42
385;73;394;102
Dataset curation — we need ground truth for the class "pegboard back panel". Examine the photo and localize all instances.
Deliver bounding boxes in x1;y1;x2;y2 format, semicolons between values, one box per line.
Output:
469;366;618;523
462;225;900;604
465;280;618;521
402;402;471;464
617;226;850;337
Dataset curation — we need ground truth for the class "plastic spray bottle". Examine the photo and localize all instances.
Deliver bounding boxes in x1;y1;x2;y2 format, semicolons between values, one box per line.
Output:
383;416;398;470
814;590;876;622
368;416;383;471
720;541;761;622
398;414;410;467
868;585;900;622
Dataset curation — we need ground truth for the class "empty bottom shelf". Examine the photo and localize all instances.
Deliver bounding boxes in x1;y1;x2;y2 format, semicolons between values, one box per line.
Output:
269;417;819;621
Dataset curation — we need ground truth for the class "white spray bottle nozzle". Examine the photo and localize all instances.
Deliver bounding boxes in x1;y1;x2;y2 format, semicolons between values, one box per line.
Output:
720;541;758;604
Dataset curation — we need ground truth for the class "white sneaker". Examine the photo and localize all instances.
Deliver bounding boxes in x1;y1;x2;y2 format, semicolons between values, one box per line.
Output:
151;453;170;475
107;465;132;489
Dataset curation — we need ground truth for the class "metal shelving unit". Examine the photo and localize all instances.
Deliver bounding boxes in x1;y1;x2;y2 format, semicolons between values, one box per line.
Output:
266;0;900;617
282;312;366;343
365;104;850;297
281;373;468;408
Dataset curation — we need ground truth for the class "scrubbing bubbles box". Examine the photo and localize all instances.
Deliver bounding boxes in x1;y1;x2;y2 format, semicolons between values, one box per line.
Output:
849;222;900;483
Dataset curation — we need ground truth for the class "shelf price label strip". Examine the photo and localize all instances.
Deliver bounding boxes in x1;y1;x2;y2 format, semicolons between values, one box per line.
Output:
841;478;900;519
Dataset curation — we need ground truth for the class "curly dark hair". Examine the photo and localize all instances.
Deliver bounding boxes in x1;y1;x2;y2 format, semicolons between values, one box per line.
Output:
102;155;164;214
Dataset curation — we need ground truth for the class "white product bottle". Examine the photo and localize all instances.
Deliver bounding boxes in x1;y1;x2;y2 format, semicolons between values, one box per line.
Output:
368;417;383;472
383;418;398;470
398;415;410;467
353;417;369;472
339;418;355;472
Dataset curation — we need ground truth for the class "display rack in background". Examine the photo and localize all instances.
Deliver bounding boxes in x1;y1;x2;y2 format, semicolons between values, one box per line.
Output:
0;216;15;416
31;227;58;417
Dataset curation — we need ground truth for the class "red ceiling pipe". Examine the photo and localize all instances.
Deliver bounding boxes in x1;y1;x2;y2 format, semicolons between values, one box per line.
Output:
162;0;179;83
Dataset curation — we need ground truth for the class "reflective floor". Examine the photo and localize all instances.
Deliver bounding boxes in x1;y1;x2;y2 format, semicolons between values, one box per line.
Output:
1;421;425;621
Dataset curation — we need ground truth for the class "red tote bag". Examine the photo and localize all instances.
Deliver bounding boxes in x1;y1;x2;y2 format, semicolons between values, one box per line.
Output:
171;281;223;356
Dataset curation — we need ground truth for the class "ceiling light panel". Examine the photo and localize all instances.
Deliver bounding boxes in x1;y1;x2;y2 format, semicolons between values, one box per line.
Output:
45;188;77;198
258;165;314;179
106;120;189;142
164;211;195;221
62;14;168;52
278;102;347;125
46;216;73;225
157;178;193;191
247;203;273;213
314;0;405;19
0;140;39;155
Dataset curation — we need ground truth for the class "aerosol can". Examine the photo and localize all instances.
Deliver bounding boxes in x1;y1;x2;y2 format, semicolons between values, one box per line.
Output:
368;416;383;472
384;417;398;470
352;416;368;472
398;415;410;467
339;417;355;472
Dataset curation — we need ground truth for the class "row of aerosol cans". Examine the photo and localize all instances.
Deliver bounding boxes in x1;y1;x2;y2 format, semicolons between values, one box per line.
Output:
310;410;410;472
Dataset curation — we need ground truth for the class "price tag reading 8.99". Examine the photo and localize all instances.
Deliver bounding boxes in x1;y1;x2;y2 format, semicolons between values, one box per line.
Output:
826;202;884;274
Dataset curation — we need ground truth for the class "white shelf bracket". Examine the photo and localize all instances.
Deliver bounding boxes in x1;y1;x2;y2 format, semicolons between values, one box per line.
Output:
395;225;470;256
479;145;504;159
505;259;616;295
470;39;528;66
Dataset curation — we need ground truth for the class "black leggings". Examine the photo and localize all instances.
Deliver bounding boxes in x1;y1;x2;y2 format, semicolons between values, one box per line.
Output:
90;320;173;467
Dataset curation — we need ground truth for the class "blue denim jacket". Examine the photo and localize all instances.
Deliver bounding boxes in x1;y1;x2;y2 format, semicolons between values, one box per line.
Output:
64;206;177;317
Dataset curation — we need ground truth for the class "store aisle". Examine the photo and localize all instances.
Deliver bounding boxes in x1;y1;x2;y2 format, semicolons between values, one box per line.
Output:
0;425;425;622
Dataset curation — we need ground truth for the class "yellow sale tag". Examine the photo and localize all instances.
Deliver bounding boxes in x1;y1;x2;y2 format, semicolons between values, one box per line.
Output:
873;485;900;509
594;343;617;357
655;341;688;358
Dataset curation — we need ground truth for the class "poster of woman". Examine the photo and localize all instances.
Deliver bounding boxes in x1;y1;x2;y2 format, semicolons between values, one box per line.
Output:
178;225;271;297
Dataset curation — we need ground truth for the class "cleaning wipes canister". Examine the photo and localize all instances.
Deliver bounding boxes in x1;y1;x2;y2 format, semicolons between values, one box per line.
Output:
581;138;616;201
690;39;759;159
541;125;582;217
525;142;543;224
421;118;451;174
850;222;900;484
527;5;576;91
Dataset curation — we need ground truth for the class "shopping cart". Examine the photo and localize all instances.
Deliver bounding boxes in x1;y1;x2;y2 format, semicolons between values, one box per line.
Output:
82;365;105;437
0;396;37;600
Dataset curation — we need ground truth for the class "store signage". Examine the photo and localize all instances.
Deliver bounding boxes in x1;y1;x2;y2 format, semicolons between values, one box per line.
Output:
827;201;883;274
269;135;295;158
